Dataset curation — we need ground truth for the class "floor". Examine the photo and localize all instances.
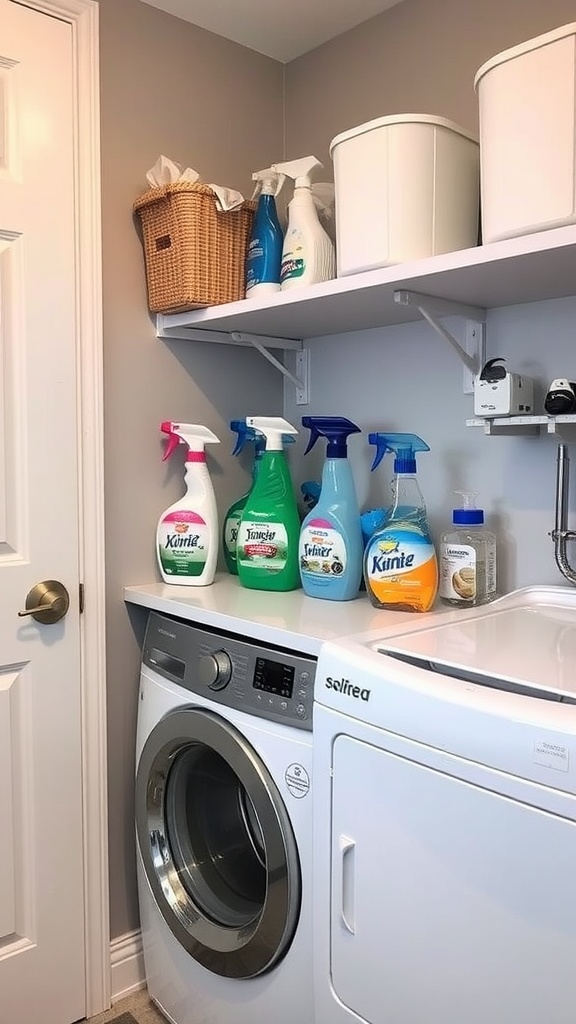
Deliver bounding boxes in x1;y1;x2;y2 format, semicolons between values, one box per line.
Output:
86;987;166;1023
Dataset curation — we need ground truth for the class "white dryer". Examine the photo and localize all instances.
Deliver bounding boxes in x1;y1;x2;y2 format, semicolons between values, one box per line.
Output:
313;586;576;1024
135;611;315;1024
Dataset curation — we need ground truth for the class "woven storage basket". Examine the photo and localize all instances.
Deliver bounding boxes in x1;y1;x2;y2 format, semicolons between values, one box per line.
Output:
133;181;255;313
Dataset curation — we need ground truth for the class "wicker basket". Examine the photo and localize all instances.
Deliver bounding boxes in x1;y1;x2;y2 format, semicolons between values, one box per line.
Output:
133;181;255;313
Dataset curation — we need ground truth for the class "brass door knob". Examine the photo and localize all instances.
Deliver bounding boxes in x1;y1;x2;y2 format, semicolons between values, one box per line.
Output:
18;580;70;624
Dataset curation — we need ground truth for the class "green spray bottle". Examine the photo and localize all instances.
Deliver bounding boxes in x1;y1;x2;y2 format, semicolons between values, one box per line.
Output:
222;421;295;575
236;417;300;592
363;433;438;612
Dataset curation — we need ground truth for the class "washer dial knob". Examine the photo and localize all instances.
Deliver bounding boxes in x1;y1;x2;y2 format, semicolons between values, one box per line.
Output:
198;650;232;690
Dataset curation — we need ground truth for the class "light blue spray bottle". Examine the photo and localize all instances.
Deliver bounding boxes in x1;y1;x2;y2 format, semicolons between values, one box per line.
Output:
298;416;363;601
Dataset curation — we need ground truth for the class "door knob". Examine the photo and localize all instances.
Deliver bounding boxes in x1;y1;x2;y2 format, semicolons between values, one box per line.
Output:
18;580;70;624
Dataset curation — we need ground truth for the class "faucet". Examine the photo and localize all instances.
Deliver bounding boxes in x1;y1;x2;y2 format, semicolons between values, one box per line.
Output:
551;443;576;585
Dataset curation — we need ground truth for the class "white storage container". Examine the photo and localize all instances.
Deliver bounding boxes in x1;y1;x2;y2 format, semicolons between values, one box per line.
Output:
329;114;480;277
475;23;576;243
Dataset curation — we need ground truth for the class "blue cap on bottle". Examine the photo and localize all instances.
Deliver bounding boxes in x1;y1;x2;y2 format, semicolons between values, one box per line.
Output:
452;491;484;525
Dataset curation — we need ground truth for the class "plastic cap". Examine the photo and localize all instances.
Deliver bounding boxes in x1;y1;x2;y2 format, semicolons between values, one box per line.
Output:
452;490;484;525
453;508;484;525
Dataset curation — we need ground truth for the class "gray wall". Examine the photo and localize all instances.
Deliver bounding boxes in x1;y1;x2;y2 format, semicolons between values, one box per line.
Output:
284;0;576;165
100;0;576;943
283;0;576;594
98;0;284;939
284;298;576;594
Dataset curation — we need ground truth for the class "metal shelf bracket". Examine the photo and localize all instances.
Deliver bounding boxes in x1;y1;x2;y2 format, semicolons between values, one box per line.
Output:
394;289;486;394
231;333;309;406
156;317;309;405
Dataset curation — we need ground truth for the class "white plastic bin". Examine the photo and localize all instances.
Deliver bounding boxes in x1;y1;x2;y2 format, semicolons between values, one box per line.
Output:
475;23;576;243
329;114;479;277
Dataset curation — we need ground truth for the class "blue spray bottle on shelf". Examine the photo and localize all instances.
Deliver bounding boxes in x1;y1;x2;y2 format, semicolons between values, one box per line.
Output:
222;421;295;575
245;166;285;298
298;416;364;601
363;433;438;612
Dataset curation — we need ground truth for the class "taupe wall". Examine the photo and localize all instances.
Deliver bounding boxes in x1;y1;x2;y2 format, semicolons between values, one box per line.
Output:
100;0;576;944
98;0;284;939
285;0;576;167
282;1;576;599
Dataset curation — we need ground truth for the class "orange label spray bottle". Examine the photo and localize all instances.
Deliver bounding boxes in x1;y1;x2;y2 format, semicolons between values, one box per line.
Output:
363;433;438;613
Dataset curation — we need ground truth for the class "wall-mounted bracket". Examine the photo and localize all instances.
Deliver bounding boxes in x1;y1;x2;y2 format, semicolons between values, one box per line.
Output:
156;316;309;404
394;290;486;394
231;333;310;406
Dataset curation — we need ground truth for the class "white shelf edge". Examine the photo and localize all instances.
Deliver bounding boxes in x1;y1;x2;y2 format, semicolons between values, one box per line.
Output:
154;222;576;341
467;415;576;439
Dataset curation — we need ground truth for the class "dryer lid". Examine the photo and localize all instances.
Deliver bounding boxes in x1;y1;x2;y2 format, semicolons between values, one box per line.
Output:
373;586;576;703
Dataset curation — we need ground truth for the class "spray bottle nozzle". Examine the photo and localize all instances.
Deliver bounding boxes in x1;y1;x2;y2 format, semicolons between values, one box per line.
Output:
250;166;285;200
272;155;323;189
302;416;361;458
368;432;430;472
230;420;295;456
246;417;298;451
160;421;220;462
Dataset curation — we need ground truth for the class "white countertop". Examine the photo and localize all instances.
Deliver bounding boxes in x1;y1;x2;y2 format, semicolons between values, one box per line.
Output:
124;575;430;656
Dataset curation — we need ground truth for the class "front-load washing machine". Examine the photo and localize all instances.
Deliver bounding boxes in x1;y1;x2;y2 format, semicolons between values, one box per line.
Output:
135;611;315;1024
313;586;576;1024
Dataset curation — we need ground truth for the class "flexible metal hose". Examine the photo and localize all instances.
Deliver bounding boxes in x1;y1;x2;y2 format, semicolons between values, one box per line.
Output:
552;443;576;585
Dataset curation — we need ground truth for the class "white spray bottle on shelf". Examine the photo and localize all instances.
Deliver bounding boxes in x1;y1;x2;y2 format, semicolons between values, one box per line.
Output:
273;155;335;289
156;421;220;587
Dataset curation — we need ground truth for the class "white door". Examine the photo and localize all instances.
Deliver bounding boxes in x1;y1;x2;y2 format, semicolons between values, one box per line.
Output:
0;3;87;1022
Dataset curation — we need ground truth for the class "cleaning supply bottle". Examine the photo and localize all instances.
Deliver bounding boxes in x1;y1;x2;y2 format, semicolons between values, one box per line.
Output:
272;155;335;290
222;420;294;575
364;433;438;613
245;166;285;298
156;421;220;586
298;416;363;601
236;417;300;592
439;491;497;606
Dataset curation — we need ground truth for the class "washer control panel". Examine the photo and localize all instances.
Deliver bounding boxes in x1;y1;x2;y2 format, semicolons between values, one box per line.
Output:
142;612;317;730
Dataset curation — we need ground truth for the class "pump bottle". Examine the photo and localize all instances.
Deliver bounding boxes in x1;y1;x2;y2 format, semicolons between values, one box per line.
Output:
364;433;438;612
299;416;363;601
272;155;335;289
245;166;285;298
236;417;300;592
156;421;220;586
439;491;497;606
222;421;294;575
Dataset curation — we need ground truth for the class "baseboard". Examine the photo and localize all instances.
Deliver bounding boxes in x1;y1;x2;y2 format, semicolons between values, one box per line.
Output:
110;928;146;1004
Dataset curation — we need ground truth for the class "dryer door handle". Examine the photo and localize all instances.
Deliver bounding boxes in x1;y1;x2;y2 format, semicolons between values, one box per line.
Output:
339;835;356;935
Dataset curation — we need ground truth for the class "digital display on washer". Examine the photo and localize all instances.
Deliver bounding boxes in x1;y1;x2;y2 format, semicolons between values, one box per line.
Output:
253;657;295;698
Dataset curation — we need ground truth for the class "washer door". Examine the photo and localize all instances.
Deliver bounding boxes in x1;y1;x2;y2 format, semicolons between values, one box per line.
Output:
136;707;301;978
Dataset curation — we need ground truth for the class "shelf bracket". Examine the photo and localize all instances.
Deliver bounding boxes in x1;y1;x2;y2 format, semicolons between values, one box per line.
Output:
231;332;309;405
156;318;309;404
394;290;486;394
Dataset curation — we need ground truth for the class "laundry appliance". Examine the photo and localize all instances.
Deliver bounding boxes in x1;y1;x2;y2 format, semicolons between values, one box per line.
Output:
135;611;315;1024
313;586;576;1024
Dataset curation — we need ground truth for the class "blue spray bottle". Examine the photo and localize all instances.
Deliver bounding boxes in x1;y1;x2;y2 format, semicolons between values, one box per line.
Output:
363;433;438;613
222;421;294;575
298;416;363;601
245;166;285;298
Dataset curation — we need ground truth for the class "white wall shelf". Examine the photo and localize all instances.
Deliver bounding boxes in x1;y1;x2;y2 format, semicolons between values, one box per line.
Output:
467;415;576;440
156;223;576;402
157;223;576;342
